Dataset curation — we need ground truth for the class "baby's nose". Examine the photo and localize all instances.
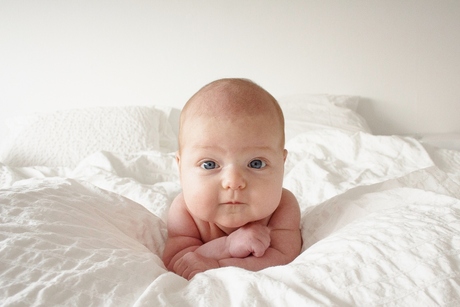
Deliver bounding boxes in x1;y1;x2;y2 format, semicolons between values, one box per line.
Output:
222;166;246;190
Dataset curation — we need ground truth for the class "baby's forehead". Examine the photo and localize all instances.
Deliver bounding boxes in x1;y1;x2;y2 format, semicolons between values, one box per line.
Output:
178;79;285;149
190;100;275;120
184;84;280;121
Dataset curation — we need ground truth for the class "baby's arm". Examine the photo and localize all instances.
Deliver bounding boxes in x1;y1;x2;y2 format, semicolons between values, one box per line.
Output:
162;194;204;271
171;224;272;279
163;192;272;266
172;189;301;279
190;222;271;259
170;224;271;279
225;222;271;258
217;189;301;271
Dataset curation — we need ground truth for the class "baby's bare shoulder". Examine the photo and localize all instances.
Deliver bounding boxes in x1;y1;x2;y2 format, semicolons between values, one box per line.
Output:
167;193;198;235
168;193;225;242
268;188;300;229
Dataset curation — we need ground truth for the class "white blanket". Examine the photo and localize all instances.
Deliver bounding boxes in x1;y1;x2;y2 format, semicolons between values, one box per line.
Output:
1;130;460;306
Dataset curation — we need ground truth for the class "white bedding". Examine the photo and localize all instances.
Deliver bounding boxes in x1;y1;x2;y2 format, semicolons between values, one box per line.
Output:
2;128;460;306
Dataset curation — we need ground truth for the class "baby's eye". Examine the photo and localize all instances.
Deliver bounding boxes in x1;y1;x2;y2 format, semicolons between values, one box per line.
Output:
248;159;266;169
201;161;218;170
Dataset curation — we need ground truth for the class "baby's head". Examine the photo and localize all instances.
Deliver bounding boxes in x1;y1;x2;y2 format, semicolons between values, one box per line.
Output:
178;78;284;152
177;78;287;231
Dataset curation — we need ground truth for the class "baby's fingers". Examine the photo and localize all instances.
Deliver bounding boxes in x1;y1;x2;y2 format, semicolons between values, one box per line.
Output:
173;252;219;279
251;238;270;257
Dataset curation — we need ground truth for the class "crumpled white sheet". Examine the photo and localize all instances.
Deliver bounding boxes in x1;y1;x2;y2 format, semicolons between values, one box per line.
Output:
0;150;181;222
0;179;168;306
283;131;435;209
1;130;460;306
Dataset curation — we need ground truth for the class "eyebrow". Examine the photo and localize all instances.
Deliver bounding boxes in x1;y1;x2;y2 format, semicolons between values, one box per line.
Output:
190;144;281;154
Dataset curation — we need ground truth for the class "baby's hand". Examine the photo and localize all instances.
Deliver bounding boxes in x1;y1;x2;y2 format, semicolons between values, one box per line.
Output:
173;252;220;280
227;223;271;258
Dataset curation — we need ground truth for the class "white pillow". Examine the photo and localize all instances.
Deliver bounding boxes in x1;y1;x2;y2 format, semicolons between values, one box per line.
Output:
278;94;372;141
0;106;172;167
419;133;460;151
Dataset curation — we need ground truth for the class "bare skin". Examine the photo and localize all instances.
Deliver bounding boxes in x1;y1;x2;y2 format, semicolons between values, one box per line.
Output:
162;78;302;280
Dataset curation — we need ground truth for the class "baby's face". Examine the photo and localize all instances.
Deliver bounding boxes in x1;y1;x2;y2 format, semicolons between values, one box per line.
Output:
177;112;286;233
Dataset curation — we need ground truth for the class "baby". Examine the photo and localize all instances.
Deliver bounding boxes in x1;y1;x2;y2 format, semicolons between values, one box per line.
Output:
162;78;301;280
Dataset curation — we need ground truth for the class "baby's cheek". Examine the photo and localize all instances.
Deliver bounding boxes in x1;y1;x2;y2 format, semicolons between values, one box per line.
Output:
259;188;282;211
186;193;216;219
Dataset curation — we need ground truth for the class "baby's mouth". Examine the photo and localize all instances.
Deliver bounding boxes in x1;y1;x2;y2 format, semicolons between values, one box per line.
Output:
223;201;244;205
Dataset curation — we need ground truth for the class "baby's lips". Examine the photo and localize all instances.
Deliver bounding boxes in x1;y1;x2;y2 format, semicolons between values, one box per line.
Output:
222;200;244;205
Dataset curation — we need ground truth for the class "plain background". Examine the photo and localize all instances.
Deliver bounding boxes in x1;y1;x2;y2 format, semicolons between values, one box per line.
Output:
1;0;459;136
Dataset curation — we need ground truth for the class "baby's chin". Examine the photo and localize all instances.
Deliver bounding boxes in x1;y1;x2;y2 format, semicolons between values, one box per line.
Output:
215;219;252;233
216;214;271;232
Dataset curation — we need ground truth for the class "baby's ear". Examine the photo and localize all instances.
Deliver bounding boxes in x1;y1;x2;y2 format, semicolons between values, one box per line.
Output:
175;152;181;166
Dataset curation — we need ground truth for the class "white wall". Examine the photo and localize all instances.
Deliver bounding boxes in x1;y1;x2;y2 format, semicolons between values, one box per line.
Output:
1;0;459;135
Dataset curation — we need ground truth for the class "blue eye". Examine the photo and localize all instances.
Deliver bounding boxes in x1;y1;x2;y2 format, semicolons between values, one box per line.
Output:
249;159;266;169
201;161;218;170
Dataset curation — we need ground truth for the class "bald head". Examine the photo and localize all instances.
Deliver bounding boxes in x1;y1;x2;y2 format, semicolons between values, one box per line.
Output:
182;78;282;119
179;78;285;150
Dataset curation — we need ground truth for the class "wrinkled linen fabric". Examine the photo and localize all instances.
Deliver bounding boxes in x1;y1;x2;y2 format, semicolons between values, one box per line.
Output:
1;131;460;306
